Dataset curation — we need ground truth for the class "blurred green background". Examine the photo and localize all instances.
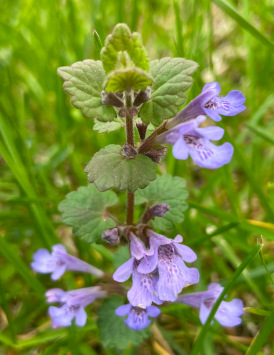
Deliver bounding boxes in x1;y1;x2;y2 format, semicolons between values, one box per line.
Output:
0;0;273;354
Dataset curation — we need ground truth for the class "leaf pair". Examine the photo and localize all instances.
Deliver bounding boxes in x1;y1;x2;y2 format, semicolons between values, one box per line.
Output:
58;23;198;126
59;175;188;243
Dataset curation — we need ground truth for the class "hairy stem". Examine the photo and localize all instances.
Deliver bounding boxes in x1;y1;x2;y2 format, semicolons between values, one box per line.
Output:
125;92;135;225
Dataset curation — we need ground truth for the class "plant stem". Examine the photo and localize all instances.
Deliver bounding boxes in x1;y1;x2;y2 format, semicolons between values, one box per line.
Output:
125;92;135;225
127;191;135;225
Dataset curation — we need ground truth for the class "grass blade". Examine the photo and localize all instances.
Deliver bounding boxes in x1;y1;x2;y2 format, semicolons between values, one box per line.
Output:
246;308;274;355
0;237;45;295
246;124;274;145
213;0;274;50
191;244;263;355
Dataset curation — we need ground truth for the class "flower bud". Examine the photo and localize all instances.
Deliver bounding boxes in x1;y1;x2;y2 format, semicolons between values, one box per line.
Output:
102;228;119;245
102;91;124;107
133;89;150;107
122;144;137;158
136;122;147;141
149;203;170;217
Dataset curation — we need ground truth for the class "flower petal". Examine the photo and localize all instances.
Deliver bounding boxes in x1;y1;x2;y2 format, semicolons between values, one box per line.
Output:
208;283;222;291
130;233;152;260
31;249;55;273
202;82;221;96
172;136;190;160
174;244;197;263
195;126;224;141
75;307;87;327
51;263;66;281
125;308;151;330
202;107;222;122
215;301;243;327
157;252;189;301
45;288;66;303
113;257;134;282
180;263;200;285
199;302;211;324
147;305;161;318
137;253;158;274
188;138;234;169
48;305;74;327
173;234;183;243
52;244;67;254
221;299;244;316
115;304;132;317
215;90;246;116
127;270;157;308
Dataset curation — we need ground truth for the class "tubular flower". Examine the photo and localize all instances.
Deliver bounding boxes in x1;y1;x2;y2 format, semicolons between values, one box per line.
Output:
138;230;199;302
167;81;246;128
115;303;161;330
177;283;244;327
31;244;104;280
113;232;161;308
46;286;106;328
156;115;233;169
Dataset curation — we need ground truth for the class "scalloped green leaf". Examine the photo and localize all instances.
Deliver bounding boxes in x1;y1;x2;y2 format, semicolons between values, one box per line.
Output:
84;144;157;192
97;295;150;349
101;23;149;74
93;118;124;133
58;184;118;243
135;174;189;231
105;68;153;92
139;57;198;126
58;60;116;122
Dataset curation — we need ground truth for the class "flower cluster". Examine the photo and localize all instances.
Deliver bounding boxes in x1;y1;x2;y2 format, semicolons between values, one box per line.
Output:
156;82;246;169
113;230;199;329
31;245;106;328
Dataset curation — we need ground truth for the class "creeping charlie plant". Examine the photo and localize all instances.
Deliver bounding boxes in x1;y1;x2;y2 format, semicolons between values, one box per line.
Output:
31;24;246;343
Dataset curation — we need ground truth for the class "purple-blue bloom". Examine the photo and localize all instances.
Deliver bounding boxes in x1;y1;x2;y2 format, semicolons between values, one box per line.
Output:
113;232;161;308
138;230;199;302
115;303;161;330
31;244;104;280
177;283;244;327
156;115;233;169
46;286;106;328
167;81;246;128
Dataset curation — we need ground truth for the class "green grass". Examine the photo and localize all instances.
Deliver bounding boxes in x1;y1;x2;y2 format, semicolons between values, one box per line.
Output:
0;0;273;354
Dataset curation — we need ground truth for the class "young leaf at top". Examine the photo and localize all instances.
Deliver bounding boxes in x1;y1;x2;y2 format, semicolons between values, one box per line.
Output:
93;118;124;133
58;60;116;122
104;68;153;93
97;295;150;349
84;144;157;193
135;174;189;231
139;57;198;126
101;23;149;74
58;184;118;243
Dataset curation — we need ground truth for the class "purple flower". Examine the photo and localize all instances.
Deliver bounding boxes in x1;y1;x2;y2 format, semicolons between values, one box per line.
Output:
138;230;199;302
177;283;244;327
46;286;106;328
156;115;233;169
113;233;161;308
31;244;104;280
167;81;246;128
115;303;161;330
